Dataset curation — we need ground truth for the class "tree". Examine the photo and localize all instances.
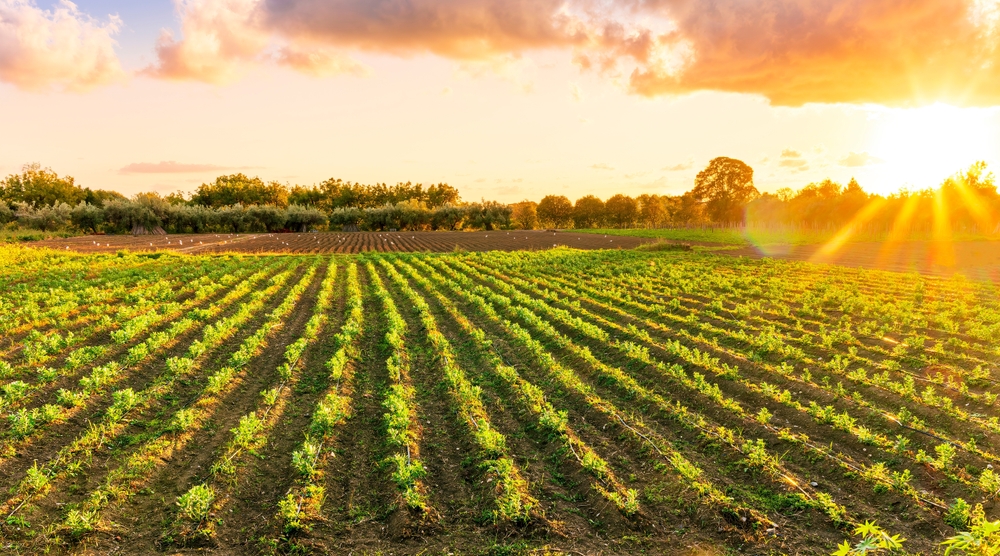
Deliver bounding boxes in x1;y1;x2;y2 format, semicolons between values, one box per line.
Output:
425;183;461;208
690;157;758;223
605;194;639;228
537;195;574;228
288;185;324;207
192;174;289;208
511;200;538;230
103;199;164;235
675;191;706;224
246;204;287;232
467;201;512;231
70;202;105;233
637;194;667;228
84;188;126;207
14;202;72;231
285;205;327;232
431;204;466;230
1;163;85;207
573;195;605;228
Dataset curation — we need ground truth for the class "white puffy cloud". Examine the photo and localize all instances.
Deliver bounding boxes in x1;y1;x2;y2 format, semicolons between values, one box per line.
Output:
0;0;124;91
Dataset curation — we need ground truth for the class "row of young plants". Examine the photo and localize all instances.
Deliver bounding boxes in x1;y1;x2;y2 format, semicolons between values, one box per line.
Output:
366;262;430;512
0;252;195;341
0;255;195;357
170;261;336;540
50;260;321;541
392;257;642;518
0;260;304;534
379;258;537;523
0;259;262;419
467;254;982;500
0;259;285;454
621;267;998;402
428;258;873;519
594;254;1000;377
512;256;1000;485
490;254;998;473
401;257;764;525
465;257;954;498
280;263;364;533
466;251;999;536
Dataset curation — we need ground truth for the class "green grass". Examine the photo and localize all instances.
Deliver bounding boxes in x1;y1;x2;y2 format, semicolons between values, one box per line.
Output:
0;229;79;243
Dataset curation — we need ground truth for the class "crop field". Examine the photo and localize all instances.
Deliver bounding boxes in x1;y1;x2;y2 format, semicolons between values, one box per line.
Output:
1;245;999;555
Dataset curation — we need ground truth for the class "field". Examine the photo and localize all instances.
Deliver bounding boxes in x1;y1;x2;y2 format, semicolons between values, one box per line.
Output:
1;245;999;555
31;230;653;254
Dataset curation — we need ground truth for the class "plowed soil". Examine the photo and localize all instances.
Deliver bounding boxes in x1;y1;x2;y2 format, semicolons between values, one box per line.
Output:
33;230;652;254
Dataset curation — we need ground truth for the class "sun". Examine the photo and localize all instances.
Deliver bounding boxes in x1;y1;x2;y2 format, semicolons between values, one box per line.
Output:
868;103;999;192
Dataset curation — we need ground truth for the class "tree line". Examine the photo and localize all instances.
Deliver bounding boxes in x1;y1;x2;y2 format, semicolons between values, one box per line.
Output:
4;157;999;236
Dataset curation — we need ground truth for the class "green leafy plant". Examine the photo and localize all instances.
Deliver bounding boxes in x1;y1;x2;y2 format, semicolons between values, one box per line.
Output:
832;521;905;555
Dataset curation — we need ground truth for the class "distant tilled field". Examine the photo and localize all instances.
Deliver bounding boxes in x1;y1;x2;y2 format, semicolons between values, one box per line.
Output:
32;230;653;254
1;246;998;554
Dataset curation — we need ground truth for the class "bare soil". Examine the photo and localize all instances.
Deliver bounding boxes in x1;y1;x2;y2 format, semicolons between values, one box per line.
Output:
33;230;652;254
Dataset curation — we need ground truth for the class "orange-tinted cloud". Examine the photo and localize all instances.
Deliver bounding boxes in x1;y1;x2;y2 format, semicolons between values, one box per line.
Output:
148;0;653;83
259;0;589;58
838;152;884;167
274;45;368;76
778;149;808;171
146;0;1000;107
0;0;124;91
629;0;1000;106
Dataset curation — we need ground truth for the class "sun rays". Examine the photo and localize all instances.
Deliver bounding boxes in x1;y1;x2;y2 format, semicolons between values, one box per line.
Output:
808;162;998;269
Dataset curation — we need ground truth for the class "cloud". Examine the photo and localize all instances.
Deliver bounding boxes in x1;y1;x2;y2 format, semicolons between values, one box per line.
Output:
590;163;614;170
0;0;124;91
496;185;522;195
778;148;808;171
146;0;270;83
119;161;247;174
570;81;584;102
147;0;672;85
274;45;369;76
258;0;590;59
139;0;1000;106
635;176;669;190
662;162;692;171
838;151;884;167
628;0;1000;106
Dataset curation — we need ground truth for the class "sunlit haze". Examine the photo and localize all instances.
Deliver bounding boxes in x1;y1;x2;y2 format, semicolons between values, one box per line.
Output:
3;0;1000;201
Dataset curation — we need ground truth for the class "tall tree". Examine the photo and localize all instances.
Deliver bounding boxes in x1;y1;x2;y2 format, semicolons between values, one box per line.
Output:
573;195;605;228
192;174;289;208
537;195;573;228
605;194;639;228
1;163;86;207
690;157;758;223
511;200;538;229
637;194;667;228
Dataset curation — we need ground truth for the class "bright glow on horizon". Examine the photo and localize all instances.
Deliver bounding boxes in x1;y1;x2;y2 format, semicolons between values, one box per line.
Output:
867;104;1000;195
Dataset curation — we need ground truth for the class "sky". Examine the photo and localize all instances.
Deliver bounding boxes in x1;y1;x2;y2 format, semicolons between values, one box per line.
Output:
2;0;1000;202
